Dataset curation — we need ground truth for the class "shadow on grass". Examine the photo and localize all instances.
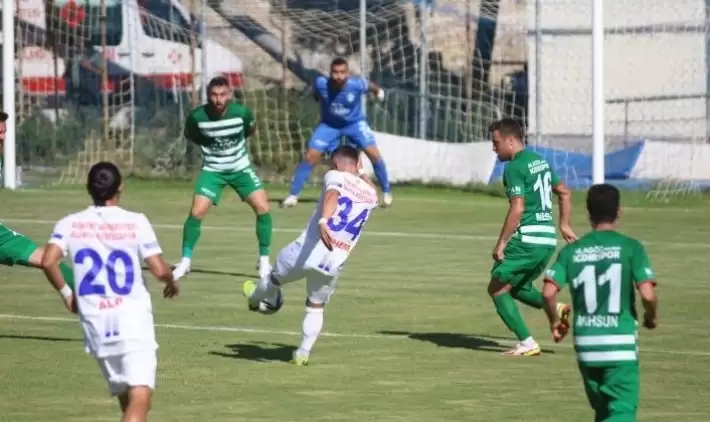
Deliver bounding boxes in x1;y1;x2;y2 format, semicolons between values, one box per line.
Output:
377;331;556;354
209;342;297;363
0;334;81;342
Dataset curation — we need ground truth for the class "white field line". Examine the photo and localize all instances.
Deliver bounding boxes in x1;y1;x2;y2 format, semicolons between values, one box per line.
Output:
1;313;709;357
0;218;707;248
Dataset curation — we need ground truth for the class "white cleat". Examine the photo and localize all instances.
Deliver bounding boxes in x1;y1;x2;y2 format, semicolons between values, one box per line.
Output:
381;192;393;208
281;195;299;208
172;259;191;281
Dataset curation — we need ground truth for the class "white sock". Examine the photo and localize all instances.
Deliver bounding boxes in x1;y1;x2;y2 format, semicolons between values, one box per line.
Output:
180;257;191;267
297;307;324;356
259;256;270;269
521;337;537;348
251;273;280;302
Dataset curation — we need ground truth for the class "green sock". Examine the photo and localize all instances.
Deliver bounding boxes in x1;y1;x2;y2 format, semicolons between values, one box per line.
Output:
182;215;202;259
256;212;273;256
493;292;532;341
59;262;75;291
511;286;545;309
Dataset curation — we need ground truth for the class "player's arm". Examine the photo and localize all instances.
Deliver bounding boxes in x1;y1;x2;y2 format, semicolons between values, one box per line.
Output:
493;166;525;261
183;112;200;144
363;78;385;102
632;241;658;329
41;220;75;313
542;248;570;342
138;215;179;298
318;172;346;251
244;107;257;137
551;173;577;242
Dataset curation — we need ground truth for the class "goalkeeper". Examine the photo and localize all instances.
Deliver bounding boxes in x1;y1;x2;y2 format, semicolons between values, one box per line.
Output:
173;77;273;280
0;111;75;290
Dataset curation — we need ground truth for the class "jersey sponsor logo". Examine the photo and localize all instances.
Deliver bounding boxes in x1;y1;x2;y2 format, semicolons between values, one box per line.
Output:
572;246;621;263
509;185;522;195
527;159;550;174
545;268;555;277
645;267;653;278
142;241;159;250
52;233;63;239
575;315;619;328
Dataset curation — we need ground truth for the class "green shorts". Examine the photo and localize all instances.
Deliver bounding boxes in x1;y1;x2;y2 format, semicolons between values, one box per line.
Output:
0;224;38;266
579;363;639;422
490;239;555;290
194;167;263;205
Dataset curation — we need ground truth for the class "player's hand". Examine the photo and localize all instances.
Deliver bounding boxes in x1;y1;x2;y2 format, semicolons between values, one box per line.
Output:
492;243;505;263
319;221;335;251
642;312;657;329
559;224;578;243
163;281;180;299
63;296;77;314
550;321;568;343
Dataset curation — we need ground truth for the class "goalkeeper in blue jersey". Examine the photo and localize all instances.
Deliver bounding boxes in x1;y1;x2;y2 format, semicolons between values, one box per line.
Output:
281;58;393;208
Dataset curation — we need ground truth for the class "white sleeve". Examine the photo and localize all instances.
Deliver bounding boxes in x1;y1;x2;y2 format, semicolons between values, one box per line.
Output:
136;214;163;260
48;217;71;256
323;170;346;194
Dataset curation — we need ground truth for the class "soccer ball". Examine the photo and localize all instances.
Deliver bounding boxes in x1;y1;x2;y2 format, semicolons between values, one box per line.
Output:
257;290;284;315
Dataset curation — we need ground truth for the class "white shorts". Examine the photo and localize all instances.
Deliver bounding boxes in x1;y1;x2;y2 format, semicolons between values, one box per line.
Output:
273;240;339;305
96;349;157;396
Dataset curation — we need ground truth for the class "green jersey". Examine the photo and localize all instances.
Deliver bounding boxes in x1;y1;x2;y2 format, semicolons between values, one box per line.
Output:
503;149;560;247
544;230;656;367
184;102;255;173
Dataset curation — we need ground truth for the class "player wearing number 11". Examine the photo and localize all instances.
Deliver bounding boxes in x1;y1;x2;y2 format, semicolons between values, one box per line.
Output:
542;184;658;422
41;162;178;422
488;118;578;356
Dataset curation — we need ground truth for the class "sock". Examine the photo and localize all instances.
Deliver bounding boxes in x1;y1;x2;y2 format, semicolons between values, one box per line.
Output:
511;286;544;309
492;292;531;341
181;215;202;259
298;307;324;355
251;274;280;302
289;161;314;196
256;213;273;256
521;337;538;348
372;159;391;193
59;262;75;291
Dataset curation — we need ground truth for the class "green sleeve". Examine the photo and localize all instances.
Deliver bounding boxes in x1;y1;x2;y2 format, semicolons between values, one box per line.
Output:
544;246;570;290
243;106;255;136
184;113;200;144
631;241;656;284
550;165;561;186
503;163;525;198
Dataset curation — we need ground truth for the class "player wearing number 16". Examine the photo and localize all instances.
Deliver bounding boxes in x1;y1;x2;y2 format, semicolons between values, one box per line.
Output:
542;184;658;422
243;146;378;366
487;118;578;356
41;162;178;422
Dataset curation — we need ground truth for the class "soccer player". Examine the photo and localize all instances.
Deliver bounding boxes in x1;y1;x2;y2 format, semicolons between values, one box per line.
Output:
280;58;393;208
487;118;577;356
41;162;178;422
542;183;658;421
0;111;76;290
243;145;378;365
173;76;273;280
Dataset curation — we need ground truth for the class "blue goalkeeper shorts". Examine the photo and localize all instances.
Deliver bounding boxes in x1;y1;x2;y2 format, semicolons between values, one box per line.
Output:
308;121;376;154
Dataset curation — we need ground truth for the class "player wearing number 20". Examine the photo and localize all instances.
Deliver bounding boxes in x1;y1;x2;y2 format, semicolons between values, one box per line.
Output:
243;146;378;366
488;118;578;356
542;184;658;422
41;162;178;422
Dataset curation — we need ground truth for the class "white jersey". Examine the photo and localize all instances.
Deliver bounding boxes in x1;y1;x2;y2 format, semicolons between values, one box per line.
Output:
49;206;164;358
300;170;378;275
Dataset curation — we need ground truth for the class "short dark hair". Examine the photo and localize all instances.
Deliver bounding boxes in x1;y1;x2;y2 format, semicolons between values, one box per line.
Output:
0;111;8;123
331;145;359;162
87;162;122;205
587;184;620;225
489;118;524;142
207;76;230;91
330;57;348;69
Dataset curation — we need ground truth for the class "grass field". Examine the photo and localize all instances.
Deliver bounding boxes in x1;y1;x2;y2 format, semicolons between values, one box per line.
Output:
0;182;708;422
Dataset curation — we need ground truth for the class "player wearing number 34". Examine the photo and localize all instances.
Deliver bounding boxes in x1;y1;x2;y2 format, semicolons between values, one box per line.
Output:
243;146;378;366
41;162;178;422
488;118;578;357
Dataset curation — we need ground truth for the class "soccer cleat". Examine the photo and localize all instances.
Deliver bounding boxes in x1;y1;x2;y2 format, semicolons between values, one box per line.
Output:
291;350;309;366
172;259;191;281
242;280;260;312
381;192;393;208
281;195;299;208
503;342;542;356
556;303;572;342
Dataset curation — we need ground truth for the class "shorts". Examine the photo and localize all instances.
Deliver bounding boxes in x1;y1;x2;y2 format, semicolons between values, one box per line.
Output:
490;239;555;291
194;167;263;205
578;363;639;421
0;224;38;266
308;121;376;154
96;349;157;396
273;240;339;305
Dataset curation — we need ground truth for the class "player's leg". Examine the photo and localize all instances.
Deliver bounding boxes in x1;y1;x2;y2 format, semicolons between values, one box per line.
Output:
242;240;306;308
599;364;640;422
175;171;226;279
291;271;338;365
578;364;608;421
344;121;392;206
115;350;157;422
282;123;341;207
0;225;76;289
229;167;273;278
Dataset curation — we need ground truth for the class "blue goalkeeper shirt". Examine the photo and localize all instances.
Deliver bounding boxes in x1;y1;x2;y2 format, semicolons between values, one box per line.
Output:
315;75;368;129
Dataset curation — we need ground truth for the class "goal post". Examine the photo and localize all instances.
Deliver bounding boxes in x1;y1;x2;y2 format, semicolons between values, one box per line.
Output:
3;0;17;189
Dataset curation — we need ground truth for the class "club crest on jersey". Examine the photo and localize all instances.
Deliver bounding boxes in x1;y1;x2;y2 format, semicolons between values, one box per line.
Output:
347;93;355;103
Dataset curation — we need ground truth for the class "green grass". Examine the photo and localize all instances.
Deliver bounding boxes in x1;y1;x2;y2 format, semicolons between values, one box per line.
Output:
0;182;708;421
